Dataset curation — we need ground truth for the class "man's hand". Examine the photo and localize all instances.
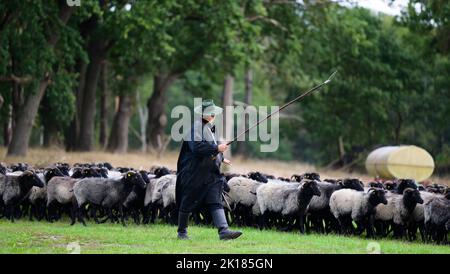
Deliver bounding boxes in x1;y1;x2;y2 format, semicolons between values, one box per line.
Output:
218;143;229;153
223;158;232;165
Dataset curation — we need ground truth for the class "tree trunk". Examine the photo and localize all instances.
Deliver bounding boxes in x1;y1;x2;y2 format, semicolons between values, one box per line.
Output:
99;61;108;148
107;94;133;153
6;1;73;156
338;135;345;165
65;59;87;151
222;74;234;160
7;77;51;155
43;122;60;147
146;74;177;151
136;92;148;152
3;104;12;146
236;68;252;155
77;37;107;151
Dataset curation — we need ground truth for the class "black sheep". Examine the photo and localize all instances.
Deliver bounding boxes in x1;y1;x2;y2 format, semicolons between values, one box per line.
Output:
368;181;384;189
123;170;150;224
28;167;65;221
247;172;268;183
2;170;44;222
291;172;321;182
396;179;417;194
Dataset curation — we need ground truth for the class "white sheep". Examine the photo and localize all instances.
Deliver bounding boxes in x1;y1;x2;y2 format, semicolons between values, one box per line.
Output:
329;188;387;237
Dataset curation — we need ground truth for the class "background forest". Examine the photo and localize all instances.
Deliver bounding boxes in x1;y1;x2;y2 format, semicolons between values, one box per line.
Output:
0;0;449;174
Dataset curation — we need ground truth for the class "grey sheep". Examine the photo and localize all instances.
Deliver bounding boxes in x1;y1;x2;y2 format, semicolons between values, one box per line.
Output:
28;167;65;221
2;170;44;222
329;188;387;237
423;195;450;243
374;188;423;238
225;176;262;226
408;190;441;241
142;176;158;224
256;179;321;233
72;171;146;226
149;174;177;224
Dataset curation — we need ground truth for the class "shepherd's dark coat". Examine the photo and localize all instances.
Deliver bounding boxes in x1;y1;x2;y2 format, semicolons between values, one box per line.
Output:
176;119;224;213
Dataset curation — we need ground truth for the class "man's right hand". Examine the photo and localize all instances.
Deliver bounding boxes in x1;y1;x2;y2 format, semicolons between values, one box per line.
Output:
218;143;229;153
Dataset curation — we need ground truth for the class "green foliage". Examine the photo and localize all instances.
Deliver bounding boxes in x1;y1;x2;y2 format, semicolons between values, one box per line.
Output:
1;0;450;174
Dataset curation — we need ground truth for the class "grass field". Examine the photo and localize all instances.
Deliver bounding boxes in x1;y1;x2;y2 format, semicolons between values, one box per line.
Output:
0;219;449;254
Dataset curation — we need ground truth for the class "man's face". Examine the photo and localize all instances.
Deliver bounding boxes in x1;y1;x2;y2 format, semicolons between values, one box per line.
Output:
203;115;215;123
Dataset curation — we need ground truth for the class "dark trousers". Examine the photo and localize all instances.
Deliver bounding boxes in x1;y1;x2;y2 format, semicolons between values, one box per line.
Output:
178;180;226;233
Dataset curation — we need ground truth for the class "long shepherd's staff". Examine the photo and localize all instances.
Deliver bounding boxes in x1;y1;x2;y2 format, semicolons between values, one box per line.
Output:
226;70;337;146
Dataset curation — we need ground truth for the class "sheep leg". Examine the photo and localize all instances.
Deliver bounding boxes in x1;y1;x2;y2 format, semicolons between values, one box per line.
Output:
29;205;35;221
75;201;87;226
142;205;150;224
7;206;15;223
119;205;126;227
298;215;305;234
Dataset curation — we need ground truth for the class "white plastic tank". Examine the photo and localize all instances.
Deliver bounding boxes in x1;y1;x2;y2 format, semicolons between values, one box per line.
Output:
365;145;434;182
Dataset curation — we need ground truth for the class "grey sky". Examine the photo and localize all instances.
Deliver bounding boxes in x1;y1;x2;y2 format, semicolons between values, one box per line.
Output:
344;0;409;16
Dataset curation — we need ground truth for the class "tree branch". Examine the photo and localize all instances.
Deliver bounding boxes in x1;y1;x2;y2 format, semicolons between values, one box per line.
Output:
0;75;33;84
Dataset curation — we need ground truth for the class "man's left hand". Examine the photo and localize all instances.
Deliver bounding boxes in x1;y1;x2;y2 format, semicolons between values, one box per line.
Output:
223;158;232;165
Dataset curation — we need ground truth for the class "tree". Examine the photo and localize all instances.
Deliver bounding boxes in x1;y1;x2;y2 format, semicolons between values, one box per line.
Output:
0;0;75;156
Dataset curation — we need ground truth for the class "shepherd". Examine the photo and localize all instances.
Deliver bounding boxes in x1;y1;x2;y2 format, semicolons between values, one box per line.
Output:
175;99;242;240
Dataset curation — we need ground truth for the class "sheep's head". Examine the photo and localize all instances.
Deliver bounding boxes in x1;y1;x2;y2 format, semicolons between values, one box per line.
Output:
71;168;83;178
302;172;321;181
300;179;321;197
264;173;275;180
341;178;364;191
0;163;6;175
403;188;423;206
55;163;70;176
20;170;44;188
44;167;65;182
224;173;243;181
291;174;302;182
82;167;101;178
248;172;268;183
10;162;29;172
102;162;114;170
139;170;150;184
97;167;108;178
384;181;397;191
396;179;417;194
117;167;131;173
153;167;171;178
368;188;388;206
368;181;384;189
124;171;146;189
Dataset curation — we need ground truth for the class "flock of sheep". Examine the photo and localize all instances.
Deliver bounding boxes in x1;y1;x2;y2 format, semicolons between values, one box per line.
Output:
0;162;449;245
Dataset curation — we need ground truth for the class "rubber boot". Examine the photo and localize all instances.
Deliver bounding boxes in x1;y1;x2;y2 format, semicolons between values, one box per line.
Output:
210;208;242;240
177;211;190;240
